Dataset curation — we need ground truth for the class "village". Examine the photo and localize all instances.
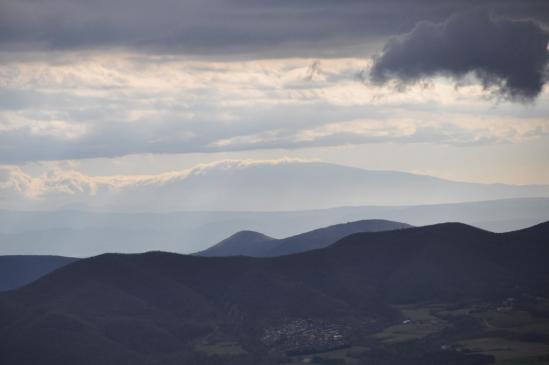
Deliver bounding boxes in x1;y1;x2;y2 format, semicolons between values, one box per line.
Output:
262;319;350;355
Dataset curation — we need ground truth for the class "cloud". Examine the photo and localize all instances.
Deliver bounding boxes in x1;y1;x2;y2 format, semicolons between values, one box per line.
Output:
3;157;549;212
1;54;549;162
370;11;549;101
0;158;330;210
0;158;312;203
0;0;548;57
209;116;549;150
0;165;101;199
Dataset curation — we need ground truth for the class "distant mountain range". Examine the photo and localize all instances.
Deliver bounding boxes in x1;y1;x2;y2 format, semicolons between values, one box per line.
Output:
112;161;549;211
0;197;548;256
197;230;278;257
1;221;547;364
4;161;549;212
0;220;409;291
0;255;76;291
197;219;411;257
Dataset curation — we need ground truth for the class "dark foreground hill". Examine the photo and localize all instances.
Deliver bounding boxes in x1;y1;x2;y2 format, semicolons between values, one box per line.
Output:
197;219;411;257
0;221;409;291
0;255;77;291
0;222;548;365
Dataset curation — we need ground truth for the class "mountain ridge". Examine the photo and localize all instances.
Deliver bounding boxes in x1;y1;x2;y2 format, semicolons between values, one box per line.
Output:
1;221;547;364
1;197;547;256
197;231;277;257
197;219;411;257
4;161;549;212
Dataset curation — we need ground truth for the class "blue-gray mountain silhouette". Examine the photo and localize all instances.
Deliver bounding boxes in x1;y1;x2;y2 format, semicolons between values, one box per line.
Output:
197;219;411;257
0;221;547;364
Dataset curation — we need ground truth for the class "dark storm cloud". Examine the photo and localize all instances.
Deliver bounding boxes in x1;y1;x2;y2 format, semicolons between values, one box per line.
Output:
0;0;548;57
371;11;549;101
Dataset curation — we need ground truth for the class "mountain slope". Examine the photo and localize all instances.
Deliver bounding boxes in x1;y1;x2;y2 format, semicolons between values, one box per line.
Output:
0;220;409;290
266;219;411;256
197;230;277;257
324;222;549;302
198;219;411;257
0;221;547;364
0;255;77;291
5;161;549;212
82;162;549;211
1;197;548;256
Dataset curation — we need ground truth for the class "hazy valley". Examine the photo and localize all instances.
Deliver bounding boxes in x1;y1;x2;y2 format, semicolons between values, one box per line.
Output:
1;196;548;257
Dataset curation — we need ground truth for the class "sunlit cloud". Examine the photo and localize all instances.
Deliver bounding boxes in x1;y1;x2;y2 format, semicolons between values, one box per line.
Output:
1;53;548;163
0;158;313;202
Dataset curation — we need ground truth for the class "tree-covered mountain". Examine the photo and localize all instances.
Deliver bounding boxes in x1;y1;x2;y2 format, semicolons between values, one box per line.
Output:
0;221;547;364
197;220;411;257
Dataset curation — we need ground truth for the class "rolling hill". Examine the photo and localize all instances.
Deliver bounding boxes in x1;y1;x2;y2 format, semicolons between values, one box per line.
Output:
0;221;547;364
0;220;408;291
197;219;411;257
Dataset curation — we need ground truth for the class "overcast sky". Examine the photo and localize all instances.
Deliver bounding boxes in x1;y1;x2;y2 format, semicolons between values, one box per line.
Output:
1;0;549;209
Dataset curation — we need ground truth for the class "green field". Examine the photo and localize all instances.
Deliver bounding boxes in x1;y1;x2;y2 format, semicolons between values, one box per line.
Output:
496;358;549;365
374;304;448;343
459;337;549;362
276;301;549;364
284;346;369;364
195;341;247;356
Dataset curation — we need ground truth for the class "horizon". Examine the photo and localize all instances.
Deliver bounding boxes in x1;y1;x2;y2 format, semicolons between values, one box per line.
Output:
3;159;549;212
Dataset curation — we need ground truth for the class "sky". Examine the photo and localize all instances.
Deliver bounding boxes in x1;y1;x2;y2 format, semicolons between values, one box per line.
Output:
1;0;549;210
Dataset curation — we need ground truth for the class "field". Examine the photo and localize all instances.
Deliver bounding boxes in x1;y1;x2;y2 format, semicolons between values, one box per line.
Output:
273;299;549;364
459;337;549;363
374;304;449;343
194;341;247;356
283;346;370;364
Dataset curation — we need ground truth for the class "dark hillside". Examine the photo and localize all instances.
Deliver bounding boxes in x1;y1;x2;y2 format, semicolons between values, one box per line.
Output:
0;222;547;364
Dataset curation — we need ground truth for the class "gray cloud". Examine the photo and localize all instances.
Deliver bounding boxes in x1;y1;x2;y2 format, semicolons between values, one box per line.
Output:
2;23;549;163
371;11;549;101
0;0;548;57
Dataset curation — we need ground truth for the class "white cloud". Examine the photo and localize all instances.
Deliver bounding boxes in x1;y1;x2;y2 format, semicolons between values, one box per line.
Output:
0;158;314;203
0;52;548;162
210;115;549;150
2;157;549;212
